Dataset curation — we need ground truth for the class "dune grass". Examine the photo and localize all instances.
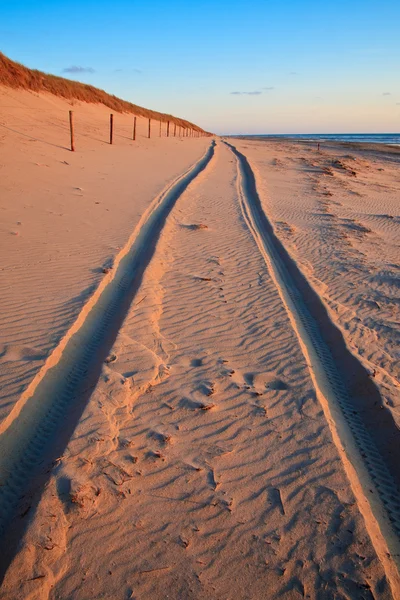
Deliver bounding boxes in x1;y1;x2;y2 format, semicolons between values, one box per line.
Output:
0;52;205;132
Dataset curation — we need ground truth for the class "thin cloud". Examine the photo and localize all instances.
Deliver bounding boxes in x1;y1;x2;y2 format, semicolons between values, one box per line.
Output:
114;68;142;74
63;66;95;74
262;86;274;90
230;90;262;96
382;92;391;96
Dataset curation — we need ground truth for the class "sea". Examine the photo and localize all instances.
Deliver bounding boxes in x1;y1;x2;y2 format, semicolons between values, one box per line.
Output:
238;133;400;146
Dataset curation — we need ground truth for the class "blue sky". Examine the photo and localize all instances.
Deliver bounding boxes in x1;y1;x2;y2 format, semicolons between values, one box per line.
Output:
1;0;399;133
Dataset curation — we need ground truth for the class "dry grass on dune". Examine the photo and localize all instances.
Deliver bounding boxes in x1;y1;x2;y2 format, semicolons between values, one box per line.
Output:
0;51;205;132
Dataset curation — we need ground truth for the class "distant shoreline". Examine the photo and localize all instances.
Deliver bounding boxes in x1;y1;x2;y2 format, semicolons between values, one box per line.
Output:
225;135;400;157
225;133;400;142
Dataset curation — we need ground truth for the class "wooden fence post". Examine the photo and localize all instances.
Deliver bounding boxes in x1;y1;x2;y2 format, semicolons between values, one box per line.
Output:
174;123;176;137
133;116;137;141
110;114;114;145
148;118;151;138
167;121;170;137
159;120;162;137
69;110;75;152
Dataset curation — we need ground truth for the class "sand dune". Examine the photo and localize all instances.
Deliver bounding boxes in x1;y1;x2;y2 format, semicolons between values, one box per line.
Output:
1;134;399;598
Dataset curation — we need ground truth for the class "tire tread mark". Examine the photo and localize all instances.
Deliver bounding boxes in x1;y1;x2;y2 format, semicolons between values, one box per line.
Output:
0;141;216;545
225;140;400;588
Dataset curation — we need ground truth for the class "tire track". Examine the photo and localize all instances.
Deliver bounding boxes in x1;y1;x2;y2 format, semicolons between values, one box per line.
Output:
0;141;215;549
225;140;400;589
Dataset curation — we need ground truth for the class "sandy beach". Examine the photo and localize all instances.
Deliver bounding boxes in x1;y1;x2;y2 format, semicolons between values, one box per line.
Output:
1;89;400;599
0;86;209;427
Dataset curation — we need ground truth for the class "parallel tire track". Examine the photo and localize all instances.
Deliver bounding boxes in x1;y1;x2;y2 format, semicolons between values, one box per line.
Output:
226;141;400;586
0;141;215;542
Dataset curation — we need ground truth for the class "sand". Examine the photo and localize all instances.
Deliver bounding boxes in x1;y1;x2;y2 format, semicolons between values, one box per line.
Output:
1;93;400;599
0;87;209;428
231;137;400;431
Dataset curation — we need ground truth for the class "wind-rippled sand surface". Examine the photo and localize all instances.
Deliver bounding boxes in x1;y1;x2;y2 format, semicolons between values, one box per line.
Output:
233;138;400;430
1;98;399;599
0;88;208;427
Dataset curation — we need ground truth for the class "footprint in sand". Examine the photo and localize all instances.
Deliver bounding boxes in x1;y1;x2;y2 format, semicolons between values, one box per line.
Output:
179;397;215;411
222;366;289;394
148;430;173;444
181;223;208;230
105;353;117;364
0;344;46;362
246;372;289;392
177;355;206;369
191;358;203;367
198;380;215;396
